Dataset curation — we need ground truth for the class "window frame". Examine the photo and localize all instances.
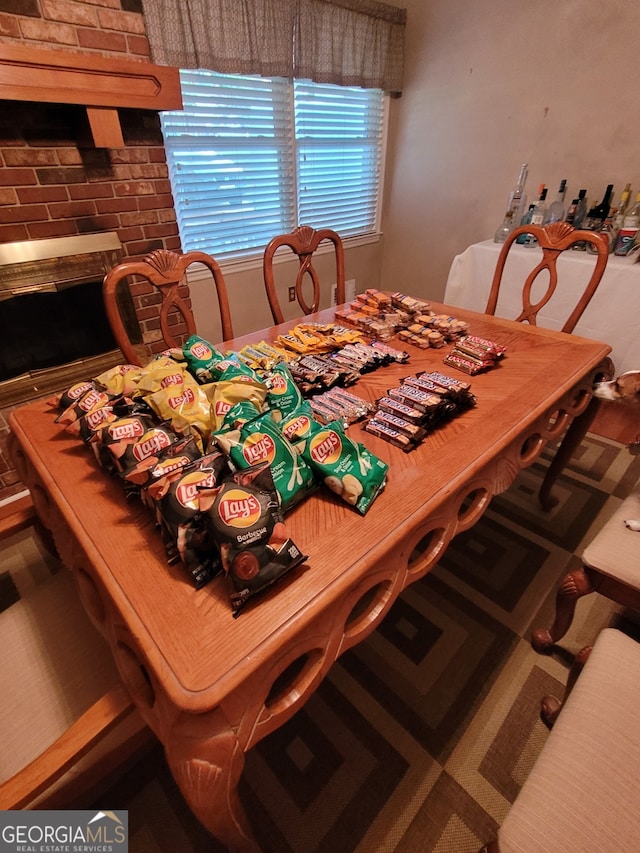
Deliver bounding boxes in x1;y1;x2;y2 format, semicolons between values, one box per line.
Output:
160;70;389;270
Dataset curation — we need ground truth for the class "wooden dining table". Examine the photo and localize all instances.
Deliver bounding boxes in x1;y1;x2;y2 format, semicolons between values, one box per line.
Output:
8;302;610;850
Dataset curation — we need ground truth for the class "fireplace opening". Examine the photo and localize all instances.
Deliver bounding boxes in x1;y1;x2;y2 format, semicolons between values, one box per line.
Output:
1;282;118;382
0;232;141;407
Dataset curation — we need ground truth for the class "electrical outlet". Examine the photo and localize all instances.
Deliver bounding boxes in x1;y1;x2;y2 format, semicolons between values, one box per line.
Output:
331;279;356;305
288;286;296;302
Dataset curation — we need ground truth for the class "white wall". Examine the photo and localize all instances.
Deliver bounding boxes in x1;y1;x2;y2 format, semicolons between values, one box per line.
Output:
381;0;640;300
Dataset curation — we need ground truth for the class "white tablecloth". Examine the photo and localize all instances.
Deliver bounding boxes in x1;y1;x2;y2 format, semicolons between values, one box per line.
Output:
444;239;640;376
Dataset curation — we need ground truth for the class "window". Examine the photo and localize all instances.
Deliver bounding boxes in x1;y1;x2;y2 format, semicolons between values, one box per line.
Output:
160;69;386;262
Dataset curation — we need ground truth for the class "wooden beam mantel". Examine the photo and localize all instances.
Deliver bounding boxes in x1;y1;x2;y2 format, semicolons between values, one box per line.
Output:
0;43;182;147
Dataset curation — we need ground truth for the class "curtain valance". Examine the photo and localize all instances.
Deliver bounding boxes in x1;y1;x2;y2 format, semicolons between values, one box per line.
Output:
141;0;406;95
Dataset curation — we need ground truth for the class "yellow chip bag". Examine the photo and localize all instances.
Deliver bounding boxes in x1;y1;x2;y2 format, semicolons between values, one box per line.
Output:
205;377;268;432
146;380;213;450
94;363;145;397
135;356;192;395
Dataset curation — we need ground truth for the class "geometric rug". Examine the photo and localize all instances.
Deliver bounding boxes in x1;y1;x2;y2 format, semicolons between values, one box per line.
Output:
3;433;639;852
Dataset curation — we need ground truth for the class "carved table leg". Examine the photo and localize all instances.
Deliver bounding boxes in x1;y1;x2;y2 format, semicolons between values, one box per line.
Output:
164;710;258;852
538;395;602;511
540;645;592;728
531;566;594;652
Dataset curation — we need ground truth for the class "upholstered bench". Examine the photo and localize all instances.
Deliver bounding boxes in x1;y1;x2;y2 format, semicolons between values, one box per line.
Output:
483;627;640;852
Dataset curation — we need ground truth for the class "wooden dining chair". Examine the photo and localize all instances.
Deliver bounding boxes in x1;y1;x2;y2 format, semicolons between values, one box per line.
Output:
0;529;152;810
531;485;640;657
486;221;611;509
482;628;640;852
103;248;234;366
263;224;346;324
485;221;609;333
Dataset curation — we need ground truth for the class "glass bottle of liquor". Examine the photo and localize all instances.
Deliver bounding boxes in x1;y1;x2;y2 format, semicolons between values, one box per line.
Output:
599;184;633;254
516;203;536;244
494;209;515;243
545;179;567;223
571;189;588;228
612;184;632;231
584;184;614;230
530;186;548;226
565;198;580;224
494;163;528;242
614;191;640;255
524;186;547;247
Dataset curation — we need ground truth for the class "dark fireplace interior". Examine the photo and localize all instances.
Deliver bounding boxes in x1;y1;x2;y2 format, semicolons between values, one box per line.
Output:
1;283;119;382
0;232;141;405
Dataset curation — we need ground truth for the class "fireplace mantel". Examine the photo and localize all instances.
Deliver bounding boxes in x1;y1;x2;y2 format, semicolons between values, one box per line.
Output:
0;43;182;147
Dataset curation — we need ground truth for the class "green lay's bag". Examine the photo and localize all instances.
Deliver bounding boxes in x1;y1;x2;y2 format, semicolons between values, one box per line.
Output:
214;409;315;512
266;362;304;421
182;334;229;382
298;418;388;515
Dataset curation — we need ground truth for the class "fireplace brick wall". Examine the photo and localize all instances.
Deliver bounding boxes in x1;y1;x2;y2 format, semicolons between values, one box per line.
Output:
0;0;188;499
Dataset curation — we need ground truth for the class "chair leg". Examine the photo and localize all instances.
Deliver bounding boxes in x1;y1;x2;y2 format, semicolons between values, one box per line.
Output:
540;644;592;728
538;396;601;510
531;566;594;652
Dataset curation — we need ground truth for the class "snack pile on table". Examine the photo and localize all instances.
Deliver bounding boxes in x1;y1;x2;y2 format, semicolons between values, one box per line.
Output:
49;334;389;614
48;290;507;613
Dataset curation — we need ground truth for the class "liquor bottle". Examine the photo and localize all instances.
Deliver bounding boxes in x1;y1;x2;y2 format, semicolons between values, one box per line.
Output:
584;184;614;230
545;179;567;223
602;184;632;254
612;184;632;231
523;186;547;247
614;191;640;255
494;163;528;242
494;209;515;243
571;189;588;228
530;186;548;226
565;198;580;225
516;203;536;244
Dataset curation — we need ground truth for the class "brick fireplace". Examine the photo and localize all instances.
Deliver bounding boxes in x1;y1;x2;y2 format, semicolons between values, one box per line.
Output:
0;0;186;501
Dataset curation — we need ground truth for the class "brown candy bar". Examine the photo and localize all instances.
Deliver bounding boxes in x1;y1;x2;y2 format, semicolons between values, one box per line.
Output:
421;371;472;394
364;418;414;451
377;396;424;424
443;353;485;375
373;410;426;441
461;334;507;357
387;384;442;413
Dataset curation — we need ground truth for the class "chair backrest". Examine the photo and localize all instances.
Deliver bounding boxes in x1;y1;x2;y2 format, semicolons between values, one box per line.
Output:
263;225;346;325
485;221;609;333
103;249;233;366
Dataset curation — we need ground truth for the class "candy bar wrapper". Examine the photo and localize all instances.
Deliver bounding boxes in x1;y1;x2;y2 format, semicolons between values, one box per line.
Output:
203;462;308;616
443;352;486;375
298;418;388;515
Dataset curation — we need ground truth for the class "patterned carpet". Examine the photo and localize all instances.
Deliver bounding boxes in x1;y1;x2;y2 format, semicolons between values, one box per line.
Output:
3;433;640;852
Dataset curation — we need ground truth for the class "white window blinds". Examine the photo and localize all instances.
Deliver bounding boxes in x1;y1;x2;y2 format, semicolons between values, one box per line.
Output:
161;69;386;261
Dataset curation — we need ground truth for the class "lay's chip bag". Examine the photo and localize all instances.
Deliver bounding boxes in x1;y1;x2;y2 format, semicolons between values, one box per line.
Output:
214;409;315;512
298;418;388;515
